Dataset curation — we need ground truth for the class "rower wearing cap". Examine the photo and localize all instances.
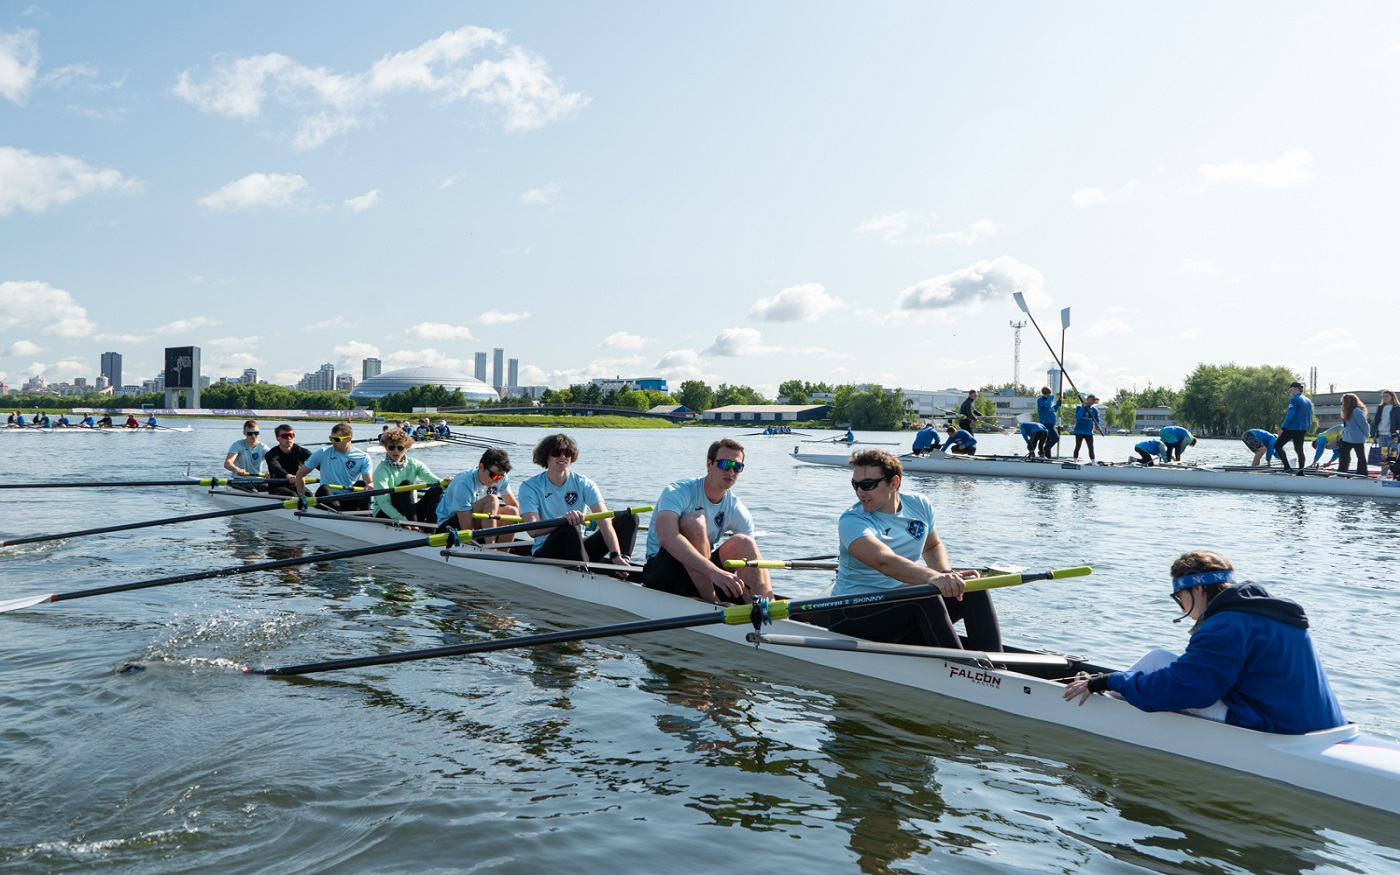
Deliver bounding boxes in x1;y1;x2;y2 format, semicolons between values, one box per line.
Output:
1159;425;1196;462
1063;550;1345;735
1276;381;1313;471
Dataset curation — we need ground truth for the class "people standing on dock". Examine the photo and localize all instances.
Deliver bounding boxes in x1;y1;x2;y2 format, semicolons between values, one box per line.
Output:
1276;381;1313;471
1019;421;1048;460
1372;390;1399;473
1062;550;1345;735
1310;424;1344;469
224;420;268;480
1037;387;1061;456
642;438;771;604
1337;393;1369;476
1159;426;1196;462
821;449;1000;652
517;433;635;568
265;424;311;495
1133;438;1168;466
1241;429;1278;466
291;422;374;512
943;426;977;456
371;428;442;523
1072;394;1102;462
911;422;942;456
436;447;520;540
958;390;981;432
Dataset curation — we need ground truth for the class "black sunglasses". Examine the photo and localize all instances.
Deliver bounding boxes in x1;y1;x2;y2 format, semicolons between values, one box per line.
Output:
550;447;572;458
851;476;892;492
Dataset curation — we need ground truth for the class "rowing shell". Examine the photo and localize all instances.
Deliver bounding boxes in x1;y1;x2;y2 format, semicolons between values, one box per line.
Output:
793;451;1400;501
0;425;195;434
198;484;1400;815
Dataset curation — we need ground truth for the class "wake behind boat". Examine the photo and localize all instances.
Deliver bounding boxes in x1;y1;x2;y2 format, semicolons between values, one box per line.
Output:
179;482;1400;816
792;451;1400;501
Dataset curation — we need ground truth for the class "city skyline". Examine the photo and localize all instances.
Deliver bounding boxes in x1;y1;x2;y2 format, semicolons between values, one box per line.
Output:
4;5;1400;401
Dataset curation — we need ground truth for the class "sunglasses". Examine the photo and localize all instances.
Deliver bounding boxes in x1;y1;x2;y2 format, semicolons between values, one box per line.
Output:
851;476;892;492
714;458;745;473
1170;591;1186;609
329;435;352;444
550;447;572;458
245;431;260;436
485;468;504;481
386;445;407;453
277;432;295;439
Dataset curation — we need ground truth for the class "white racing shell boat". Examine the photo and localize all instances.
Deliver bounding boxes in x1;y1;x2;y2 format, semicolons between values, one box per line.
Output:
792;450;1400;501
0;425;195;434
195;483;1400;816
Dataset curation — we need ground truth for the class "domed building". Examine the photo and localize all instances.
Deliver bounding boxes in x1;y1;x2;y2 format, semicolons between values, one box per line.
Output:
349;366;500;403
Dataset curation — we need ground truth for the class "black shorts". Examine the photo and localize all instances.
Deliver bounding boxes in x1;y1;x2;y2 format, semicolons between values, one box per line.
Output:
642;545;726;600
1242;431;1264;451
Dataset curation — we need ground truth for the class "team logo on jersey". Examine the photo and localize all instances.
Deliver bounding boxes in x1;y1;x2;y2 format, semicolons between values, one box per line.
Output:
487;486;498;495
715;511;725;529
907;520;926;539
344;459;356;470
565;491;578;506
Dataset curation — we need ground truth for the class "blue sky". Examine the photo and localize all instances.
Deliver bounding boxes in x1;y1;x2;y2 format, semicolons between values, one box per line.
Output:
3;3;1399;397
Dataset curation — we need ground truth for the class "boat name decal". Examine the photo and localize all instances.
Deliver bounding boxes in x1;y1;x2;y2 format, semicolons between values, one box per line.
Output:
948;665;1001;688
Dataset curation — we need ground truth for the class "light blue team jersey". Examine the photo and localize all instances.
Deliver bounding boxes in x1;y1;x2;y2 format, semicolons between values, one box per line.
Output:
303;446;373;488
644;476;754;559
518;469;604;553
1135;439;1167;460
1282;393;1313;431
834;491;937;595
436;471;515;525
1160;426;1192;445
227;439;269;475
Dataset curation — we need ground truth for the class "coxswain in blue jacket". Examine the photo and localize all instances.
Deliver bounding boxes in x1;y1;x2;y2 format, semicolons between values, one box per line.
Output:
1311;424;1343;467
910;424;941;455
1063;551;1346;735
1134;439;1168;466
943;426;976;456
1241;428;1277;466
1019;421;1047;458
1159;425;1195;461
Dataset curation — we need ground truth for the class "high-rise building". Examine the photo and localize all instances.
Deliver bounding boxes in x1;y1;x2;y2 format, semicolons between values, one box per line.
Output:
100;352;122;391
241;368;258;384
474;352;487;382
336;373;356;392
362;358;382;380
297;363;336;392
492;348;504;390
507;358;519;393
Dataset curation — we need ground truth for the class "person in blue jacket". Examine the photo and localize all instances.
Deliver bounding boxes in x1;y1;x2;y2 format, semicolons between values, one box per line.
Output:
1019;421;1047;459
1310;424;1343;468
1276;381;1313;471
943;425;976;456
1062;550;1346;735
910;422;941;456
1036;386;1061;456
1337;393;1369;475
1071;394;1102;461
1159;425;1196;461
1241;428;1277;466
1133;438;1168;466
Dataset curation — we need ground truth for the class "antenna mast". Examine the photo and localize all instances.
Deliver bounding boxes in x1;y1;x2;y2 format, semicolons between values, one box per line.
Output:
1010;320;1026;391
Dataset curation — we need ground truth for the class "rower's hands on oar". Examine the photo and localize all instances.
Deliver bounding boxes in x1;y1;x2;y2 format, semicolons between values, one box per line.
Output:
563;510;585;526
925;569;969;600
706;566;746;603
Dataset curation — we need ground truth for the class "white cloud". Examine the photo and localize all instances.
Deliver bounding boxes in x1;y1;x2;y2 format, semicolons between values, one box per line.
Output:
0;147;142;216
3;339;41;357
153;316;218;336
1083;318;1134;338
896;256;1050;318
1177;260;1223;275
1199;148;1313;189
528;356;647;388
0;281;96;337
332;340;380;371
197;172;309;210
857;210;996;246
1072;187;1106;207
203;335;259;351
654;348;712;381
750;283;844;322
925;219;998;246
404;321;474;342
703;327;775;357
344;189;381;212
304;316;351;332
382;347;470;372
597;331;647;351
520;183;560;205
857;210;914;243
0;28;39;105
1305;327;1359;355
474;310;529;325
174;27;588;151
1179;328;1202;340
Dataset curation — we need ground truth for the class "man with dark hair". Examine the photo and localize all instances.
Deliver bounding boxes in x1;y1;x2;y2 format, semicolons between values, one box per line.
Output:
642;438;771;603
265;424;311;495
1276;381;1313;472
292;422;373;512
435;447;519;539
958;389;981;432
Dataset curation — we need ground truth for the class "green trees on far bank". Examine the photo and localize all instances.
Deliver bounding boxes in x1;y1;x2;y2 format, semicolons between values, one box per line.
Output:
1174;364;1299;435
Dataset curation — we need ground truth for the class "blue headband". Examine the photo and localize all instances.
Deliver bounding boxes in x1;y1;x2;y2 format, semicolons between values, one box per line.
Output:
1171;570;1237;592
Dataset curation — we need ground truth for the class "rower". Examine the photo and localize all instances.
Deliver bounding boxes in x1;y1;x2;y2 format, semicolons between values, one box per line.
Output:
372;428;442;523
1159;425;1196;461
146;414;159;429
124;414;140;428
1242;428;1277;466
291;422;373;511
224;420;269;484
1063;550;1345;735
517;433;635;570
819;449;1000;651
435;447;519;540
55;413;71;428
1310;424;1344;468
1133;438;1168;466
436;419;451;437
79;413;96;428
844;428;855;442
1018;421;1047;460
943;425;976;456
910;422;942;456
641;438;771;604
264;424;311;495
97;413;113;428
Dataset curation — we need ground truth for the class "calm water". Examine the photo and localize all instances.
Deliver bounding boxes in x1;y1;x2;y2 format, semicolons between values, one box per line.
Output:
2;422;1399;874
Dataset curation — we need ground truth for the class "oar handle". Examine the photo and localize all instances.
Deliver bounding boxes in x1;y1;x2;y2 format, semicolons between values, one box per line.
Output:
472;513;523;522
722;559;836;570
454;506;652;542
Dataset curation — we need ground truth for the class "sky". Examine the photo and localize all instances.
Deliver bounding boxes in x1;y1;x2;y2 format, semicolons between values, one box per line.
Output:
3;2;1400;399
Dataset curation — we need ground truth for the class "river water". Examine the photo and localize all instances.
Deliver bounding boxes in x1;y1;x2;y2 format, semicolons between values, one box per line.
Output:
2;422;1398;874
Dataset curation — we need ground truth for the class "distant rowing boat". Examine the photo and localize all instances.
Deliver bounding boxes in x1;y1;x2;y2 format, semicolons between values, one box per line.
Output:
0;425;195;434
792;451;1400;500
190;483;1400;815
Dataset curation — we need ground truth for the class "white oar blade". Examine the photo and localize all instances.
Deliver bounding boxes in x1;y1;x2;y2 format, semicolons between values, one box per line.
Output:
0;592;56;614
1061;306;1071;329
1012;291;1029;313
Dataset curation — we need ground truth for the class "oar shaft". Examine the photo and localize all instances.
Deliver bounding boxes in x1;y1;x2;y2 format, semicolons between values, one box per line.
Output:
0;477;277;489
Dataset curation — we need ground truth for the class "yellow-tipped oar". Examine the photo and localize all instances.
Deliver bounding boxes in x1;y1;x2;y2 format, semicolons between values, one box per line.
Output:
724;559;836;570
248;565;1089;676
472;512;524;522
